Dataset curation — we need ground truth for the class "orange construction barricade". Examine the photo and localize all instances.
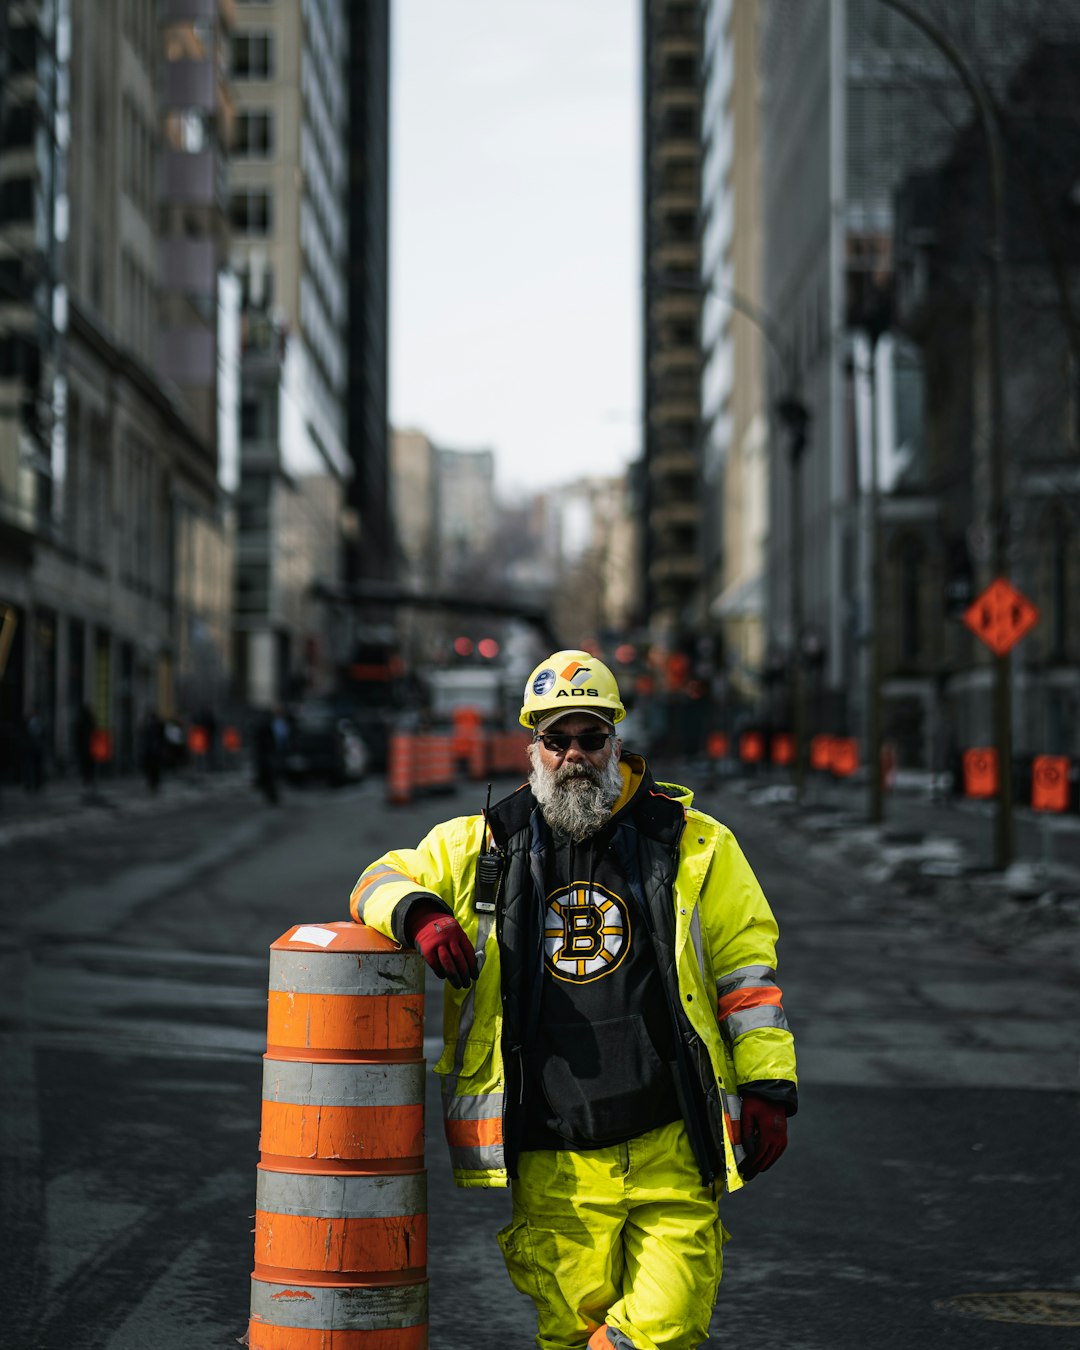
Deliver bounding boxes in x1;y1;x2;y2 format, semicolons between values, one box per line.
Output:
739;731;765;764
1032;755;1069;813
830;738;859;777
706;732;729;760
387;731;413;805
489;732;530;775
250;921;427;1349
810;735;833;772
771;733;795;766
962;747;999;799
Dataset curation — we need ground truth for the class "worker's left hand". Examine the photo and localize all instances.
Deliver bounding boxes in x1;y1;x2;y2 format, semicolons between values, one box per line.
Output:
739;1095;788;1178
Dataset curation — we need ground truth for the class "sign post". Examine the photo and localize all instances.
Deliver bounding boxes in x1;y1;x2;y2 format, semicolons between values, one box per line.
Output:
962;578;1040;869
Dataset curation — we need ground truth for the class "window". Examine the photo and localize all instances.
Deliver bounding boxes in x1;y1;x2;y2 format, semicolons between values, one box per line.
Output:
229;189;273;235
233;110;274;157
232;33;273;79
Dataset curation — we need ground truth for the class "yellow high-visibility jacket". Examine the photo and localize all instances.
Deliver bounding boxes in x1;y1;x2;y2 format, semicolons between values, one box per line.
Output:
351;756;796;1193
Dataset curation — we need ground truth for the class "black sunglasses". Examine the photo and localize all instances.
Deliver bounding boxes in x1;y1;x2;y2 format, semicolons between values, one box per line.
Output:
536;730;612;753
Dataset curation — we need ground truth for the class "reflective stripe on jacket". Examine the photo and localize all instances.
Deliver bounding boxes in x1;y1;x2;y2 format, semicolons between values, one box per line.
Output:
349;770;796;1194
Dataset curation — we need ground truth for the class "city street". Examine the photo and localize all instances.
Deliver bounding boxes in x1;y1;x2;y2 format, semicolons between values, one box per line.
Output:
1;765;1078;1348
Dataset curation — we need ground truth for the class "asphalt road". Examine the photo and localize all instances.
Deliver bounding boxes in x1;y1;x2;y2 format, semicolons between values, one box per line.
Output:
1;767;1078;1348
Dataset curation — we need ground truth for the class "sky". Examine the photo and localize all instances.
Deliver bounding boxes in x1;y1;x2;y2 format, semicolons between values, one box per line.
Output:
389;0;641;500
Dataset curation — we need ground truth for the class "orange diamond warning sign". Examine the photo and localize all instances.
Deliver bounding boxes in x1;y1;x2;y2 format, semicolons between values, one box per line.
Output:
962;578;1039;657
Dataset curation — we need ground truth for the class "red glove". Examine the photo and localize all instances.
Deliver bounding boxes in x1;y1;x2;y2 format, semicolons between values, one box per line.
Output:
739;1095;788;1178
405;901;478;989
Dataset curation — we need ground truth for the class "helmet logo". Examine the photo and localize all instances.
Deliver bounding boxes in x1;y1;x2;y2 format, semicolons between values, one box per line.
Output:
531;668;557;697
560;660;591;686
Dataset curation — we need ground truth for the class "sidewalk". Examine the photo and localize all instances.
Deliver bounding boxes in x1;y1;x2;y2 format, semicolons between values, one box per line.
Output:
0;766;254;848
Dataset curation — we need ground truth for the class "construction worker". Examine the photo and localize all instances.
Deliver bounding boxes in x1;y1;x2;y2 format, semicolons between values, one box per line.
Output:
350;650;797;1349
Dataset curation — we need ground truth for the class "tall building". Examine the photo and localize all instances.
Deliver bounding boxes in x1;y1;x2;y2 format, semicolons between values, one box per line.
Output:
760;0;1080;762
390;427;439;596
230;0;351;707
699;0;767;710
0;0;235;777
345;0;391;585
436;446;496;587
641;0;704;645
894;40;1080;765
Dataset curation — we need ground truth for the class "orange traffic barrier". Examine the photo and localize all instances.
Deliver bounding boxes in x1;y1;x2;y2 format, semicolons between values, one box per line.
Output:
1032;755;1069;812
387;731;413;805
771;733;795;766
223;725;242;753
963;747;998;798
706;732;729;760
412;734;455;793
89;728;112;763
467;734;488;780
250;921;428;1348
488;732;530;775
739;731;764;763
810;735;832;771
830;738;859;777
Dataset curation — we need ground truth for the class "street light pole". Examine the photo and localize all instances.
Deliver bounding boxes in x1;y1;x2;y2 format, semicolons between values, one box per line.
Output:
777;397;809;801
876;0;1011;864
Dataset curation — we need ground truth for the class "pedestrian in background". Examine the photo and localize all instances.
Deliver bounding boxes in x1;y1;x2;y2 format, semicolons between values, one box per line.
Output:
138;707;165;793
350;649;797;1350
22;707;45;792
75;703;96;791
253;707;283;805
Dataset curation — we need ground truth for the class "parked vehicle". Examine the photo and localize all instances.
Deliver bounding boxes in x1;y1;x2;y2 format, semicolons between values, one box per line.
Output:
284;701;369;785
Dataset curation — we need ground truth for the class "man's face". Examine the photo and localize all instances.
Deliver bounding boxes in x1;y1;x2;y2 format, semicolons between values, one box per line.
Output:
533;713;621;785
528;713;624;842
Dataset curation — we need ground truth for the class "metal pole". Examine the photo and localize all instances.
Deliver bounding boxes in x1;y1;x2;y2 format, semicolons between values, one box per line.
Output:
867;337;883;823
876;0;1011;865
778;397;809;802
791;448;806;802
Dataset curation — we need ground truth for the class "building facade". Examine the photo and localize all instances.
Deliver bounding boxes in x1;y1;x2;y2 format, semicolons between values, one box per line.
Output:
759;0;1080;766
230;0;351;708
699;0;768;713
345;0;391;586
0;0;235;780
641;0;704;645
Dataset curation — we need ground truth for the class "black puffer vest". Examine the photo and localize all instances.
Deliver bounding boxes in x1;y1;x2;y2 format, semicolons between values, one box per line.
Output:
486;760;725;1184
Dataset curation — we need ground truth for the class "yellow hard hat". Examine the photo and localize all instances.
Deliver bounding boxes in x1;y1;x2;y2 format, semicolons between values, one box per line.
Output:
519;650;626;729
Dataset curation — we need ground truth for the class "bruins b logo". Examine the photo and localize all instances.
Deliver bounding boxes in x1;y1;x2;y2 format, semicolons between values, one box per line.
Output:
543;884;628;982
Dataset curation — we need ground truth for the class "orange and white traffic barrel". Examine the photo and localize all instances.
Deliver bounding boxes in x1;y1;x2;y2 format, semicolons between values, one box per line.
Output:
249;921;428;1349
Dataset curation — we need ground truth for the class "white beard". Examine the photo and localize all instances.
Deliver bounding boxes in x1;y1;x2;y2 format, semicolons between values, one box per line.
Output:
528;744;624;842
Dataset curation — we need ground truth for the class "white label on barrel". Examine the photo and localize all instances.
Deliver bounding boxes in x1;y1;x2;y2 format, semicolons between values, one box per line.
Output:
290;926;337;947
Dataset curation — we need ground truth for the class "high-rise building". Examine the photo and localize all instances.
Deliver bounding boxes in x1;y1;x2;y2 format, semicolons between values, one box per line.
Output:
641;0;704;644
0;0;235;776
760;0;1080;761
699;0;767;709
230;0;351;707
436;446;496;586
345;0;391;585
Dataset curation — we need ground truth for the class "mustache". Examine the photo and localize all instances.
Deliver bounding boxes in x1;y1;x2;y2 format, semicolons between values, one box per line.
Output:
554;761;602;786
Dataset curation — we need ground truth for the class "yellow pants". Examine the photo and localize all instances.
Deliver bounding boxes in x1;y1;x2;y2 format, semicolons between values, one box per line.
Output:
497;1119;728;1350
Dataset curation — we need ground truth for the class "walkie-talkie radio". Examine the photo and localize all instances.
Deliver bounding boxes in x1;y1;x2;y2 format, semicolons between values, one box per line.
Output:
474;782;505;914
